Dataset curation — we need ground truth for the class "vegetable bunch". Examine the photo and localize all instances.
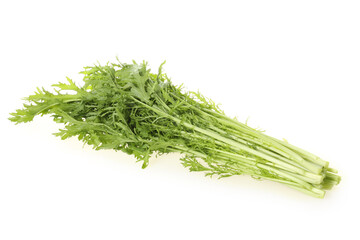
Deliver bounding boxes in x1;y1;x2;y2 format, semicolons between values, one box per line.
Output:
9;60;340;198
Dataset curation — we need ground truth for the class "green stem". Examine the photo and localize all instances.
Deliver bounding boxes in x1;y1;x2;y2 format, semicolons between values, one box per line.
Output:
133;97;320;176
173;145;324;197
267;136;329;168
203;109;323;174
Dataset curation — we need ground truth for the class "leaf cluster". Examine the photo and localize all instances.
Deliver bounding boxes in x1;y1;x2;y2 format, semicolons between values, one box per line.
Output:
9;59;341;198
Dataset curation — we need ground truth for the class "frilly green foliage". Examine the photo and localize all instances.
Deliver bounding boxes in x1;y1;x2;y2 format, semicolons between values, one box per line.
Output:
9;59;340;197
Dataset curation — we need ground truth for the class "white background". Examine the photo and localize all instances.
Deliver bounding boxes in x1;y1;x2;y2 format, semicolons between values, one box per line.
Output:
1;1;359;239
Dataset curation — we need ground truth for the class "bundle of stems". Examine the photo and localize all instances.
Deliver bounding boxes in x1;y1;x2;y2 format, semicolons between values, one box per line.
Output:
9;60;341;198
